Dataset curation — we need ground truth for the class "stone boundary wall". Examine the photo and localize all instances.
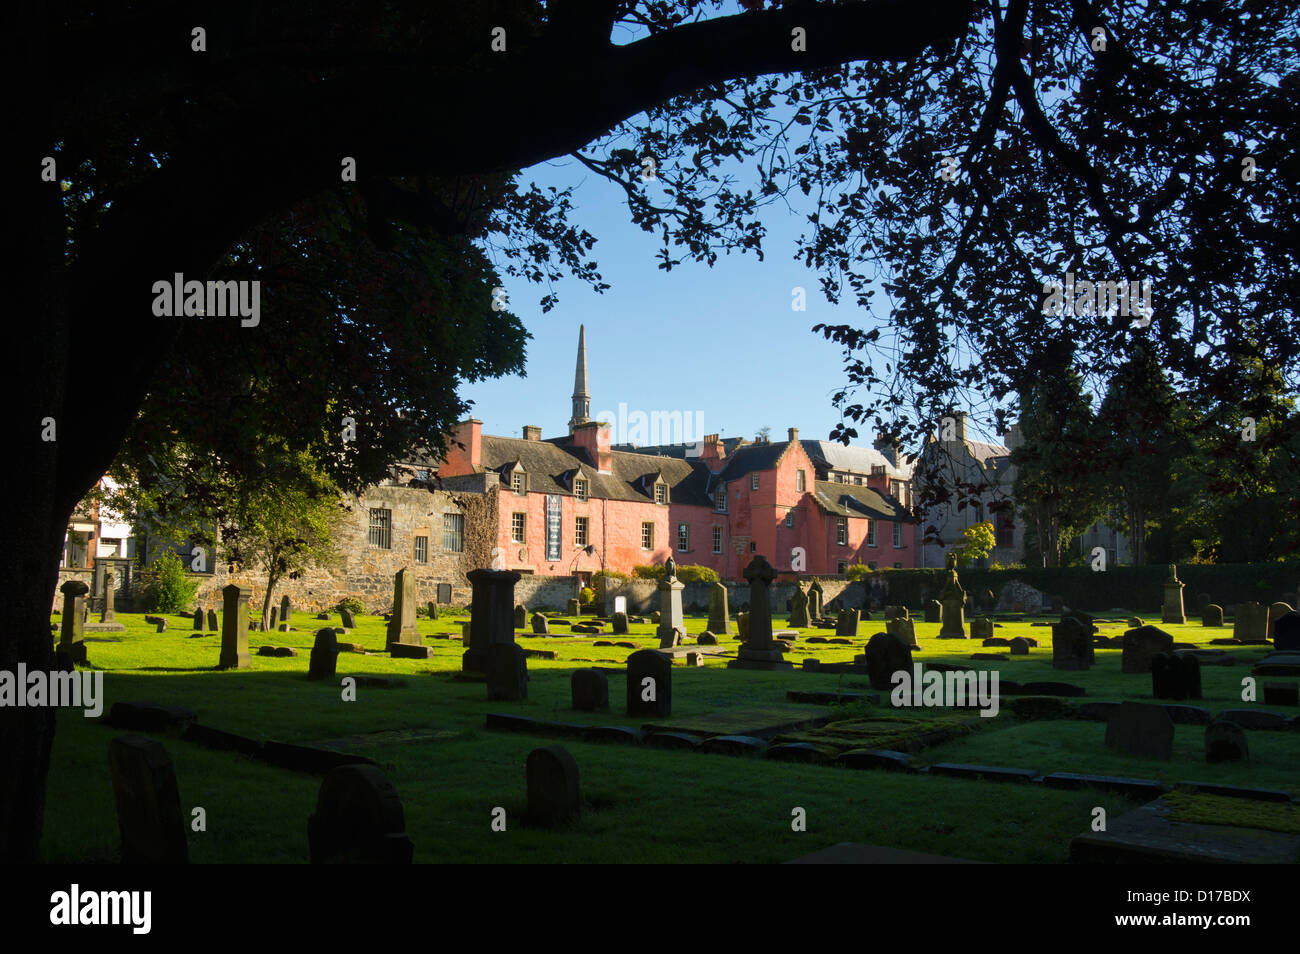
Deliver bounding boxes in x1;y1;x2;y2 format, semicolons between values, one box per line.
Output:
515;574;583;611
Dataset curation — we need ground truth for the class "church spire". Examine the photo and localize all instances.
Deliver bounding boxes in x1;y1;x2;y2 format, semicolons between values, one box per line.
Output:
569;324;591;433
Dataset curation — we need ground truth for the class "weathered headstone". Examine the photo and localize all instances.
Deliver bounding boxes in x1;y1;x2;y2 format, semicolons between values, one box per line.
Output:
707;581;732;635
526;746;581;828
308;764;413;864
108;735;189;864
886;616;919;650
1121;625;1174;674
1202;603;1223;627
100;575;118;624
969;616;993;640
1161;565;1186;624
269;606;279;631
155;619;167;633
308;628;339;681
1267;602;1293;640
884;605;909;621
427;601;439;621
207;608;218;632
464;568;522;671
865;632;912;692
923;600;941;624
1051;617;1091;671
386;567;422;649
570;669;609;711
1151;651;1201;700
58;580;89;664
835;608;860;638
531;612;550;636
1105;702;1174;759
192;608;204;630
1205;719;1248;763
788;584;811;628
627;649;672;715
728;556;792;670
1008;636;1030;655
514;604;528;629
938;553;966;638
567;598;582;617
486;642;528;701
611;611;629;635
808;579;825;621
1233;602;1268;643
736;611;749;641
219;584;252;669
1275;612;1300;652
280;594;292;627
339;607;356;629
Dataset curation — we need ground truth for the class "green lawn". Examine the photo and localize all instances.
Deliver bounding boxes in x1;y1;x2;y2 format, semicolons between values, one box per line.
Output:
40;608;1294;863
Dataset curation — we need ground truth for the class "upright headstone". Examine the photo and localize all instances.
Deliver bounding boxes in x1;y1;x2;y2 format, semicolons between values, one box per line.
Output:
339;607;356;629
386;567;421;649
1151;651;1201;700
808;579;825;621
969;616;994;640
108;735;189;864
308;628;339;681
207;608;218;632
736;611;749;642
531;612;551;636
219;584;252;669
1051;617;1090;670
526;746;581;828
1161;564;1186;624
980;589;997;613
1267;602;1293;640
1121;625;1173;674
1008;636;1030;655
192;608;204;631
627;649;672;716
656;562;686;644
463;569;522;671
1105;702;1174;759
707;581;732;635
865;632;912;692
155;620;167;633
728;556;792;670
269;606;279;631
1202;603;1223;627
570;669;609;712
428;601;439;621
924;600;941;624
100;575;118;624
835;608;860;638
308;765;413;864
58;580;89;664
788;584;811;628
1275;611;1300;653
486;643;528;701
938;552;966;638
611;612;629;635
884;605;909;622
514;604;528;630
280;594;292;627
1233;602;1269;643
1205;720;1248;763
886;616;919;650
567;598;582;617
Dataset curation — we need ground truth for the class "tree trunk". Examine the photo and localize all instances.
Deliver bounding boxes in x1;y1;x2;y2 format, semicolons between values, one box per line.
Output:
261;574;280;632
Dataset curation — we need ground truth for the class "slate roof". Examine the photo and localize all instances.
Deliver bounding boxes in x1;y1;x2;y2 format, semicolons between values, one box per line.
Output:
613;437;748;458
715;440;795;482
812;480;913;522
469;435;716;507
800;439;915;480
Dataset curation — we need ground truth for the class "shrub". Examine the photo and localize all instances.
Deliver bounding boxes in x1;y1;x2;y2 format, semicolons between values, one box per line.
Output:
579;586;595;605
138;551;200;614
677;564;719;584
593;568;631;582
337;596;364;615
631;564;664;581
844;563;871;582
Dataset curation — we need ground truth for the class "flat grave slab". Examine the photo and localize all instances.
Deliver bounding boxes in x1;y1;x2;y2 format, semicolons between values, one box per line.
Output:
785;842;984;864
1070;799;1300;863
641;705;832;739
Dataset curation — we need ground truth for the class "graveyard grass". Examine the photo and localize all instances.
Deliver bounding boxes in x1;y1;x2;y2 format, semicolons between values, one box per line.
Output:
43;610;1295;864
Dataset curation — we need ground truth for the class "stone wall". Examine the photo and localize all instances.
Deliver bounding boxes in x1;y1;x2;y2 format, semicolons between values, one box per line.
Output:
595;577;865;615
515;574;584;611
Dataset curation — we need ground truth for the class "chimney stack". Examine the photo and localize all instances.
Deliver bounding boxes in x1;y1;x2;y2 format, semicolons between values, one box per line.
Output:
787;427;799;443
523;425;542;441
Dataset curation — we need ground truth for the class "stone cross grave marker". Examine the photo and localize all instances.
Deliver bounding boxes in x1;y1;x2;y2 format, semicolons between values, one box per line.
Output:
728;555;792;670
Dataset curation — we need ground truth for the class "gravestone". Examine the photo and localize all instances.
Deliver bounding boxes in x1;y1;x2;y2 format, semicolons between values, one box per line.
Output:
339;607;356;629
1164;564;1185;623
728;556;792;670
1233;602;1268;643
308;764;414;864
886;616;919;650
570;669;609;711
1121;625;1174;674
428;601;439;621
808;579;825;621
464;568;523;671
1202;603;1223;627
1267;602;1293;640
707;581;732;635
58;580;89;664
697;632;718;645
614;595;627;615
486;643;528;701
1151;652;1201;700
207;609;218;632
100;575;119;624
280;594;292;627
1051;617;1091;671
1275;612;1300;652
192;608;204;630
219;584;252;669
308;628;339;681
386;567;422;650
628;649;672;715
788;584;811;628
938;553;966;638
108;735;189;864
884;605;909;622
269;607;279;631
835;608;860;638
567;598;582;617
155;620;167;633
969;616;994;640
514;604;528;630
736;611;749;641
656;562;687;644
526;746;581;828
1105;702;1174;759
923;600;941;624
1009;636;1030;655
1205;720;1248;763
1262;682;1298;707
980;589;996;612
611;612;629;635
531;612;550;636
865;632;912;692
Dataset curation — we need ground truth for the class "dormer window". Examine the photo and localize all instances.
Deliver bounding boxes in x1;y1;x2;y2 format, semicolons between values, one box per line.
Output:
575;478;589;501
505;462;527;495
714;484;728;512
654;482;667;505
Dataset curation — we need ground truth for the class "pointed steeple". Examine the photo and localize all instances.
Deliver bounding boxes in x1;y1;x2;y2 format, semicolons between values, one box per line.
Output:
569;324;591;433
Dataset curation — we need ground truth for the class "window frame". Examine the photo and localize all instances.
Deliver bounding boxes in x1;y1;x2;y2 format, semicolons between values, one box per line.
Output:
368;508;392;550
511;512;527;544
836;516;848;546
641;522;654;550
